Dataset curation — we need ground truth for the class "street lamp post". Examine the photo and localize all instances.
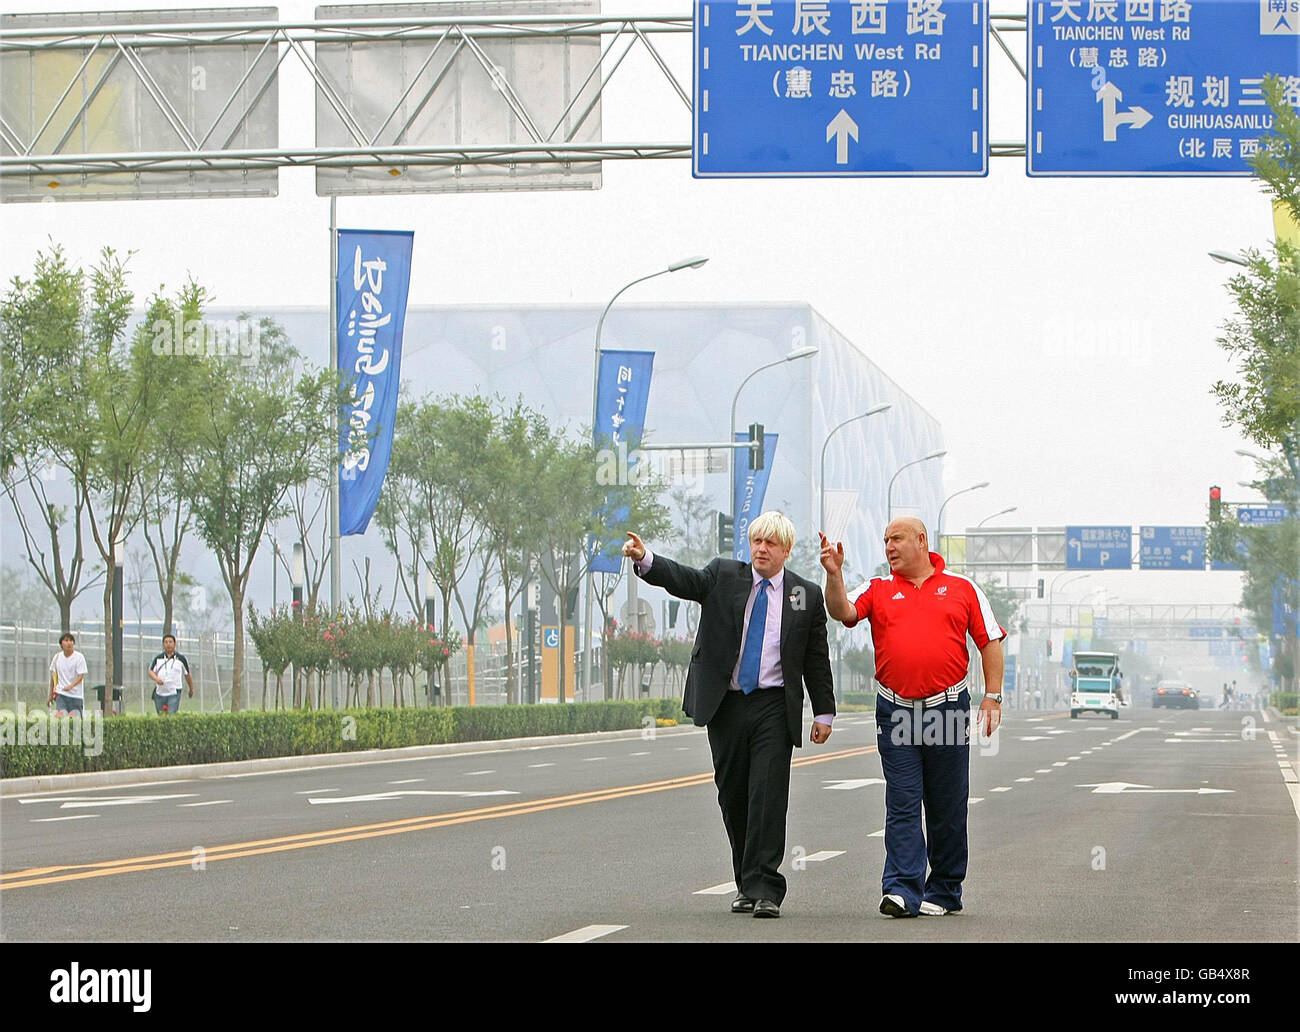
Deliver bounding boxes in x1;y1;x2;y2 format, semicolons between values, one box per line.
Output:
729;345;819;520
935;481;989;555
885;450;947;525
582;256;708;700
818;404;891;534
977;506;1018;527
1047;571;1088;705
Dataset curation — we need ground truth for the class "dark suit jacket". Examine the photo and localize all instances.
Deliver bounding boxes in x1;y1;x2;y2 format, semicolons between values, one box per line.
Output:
637;553;835;748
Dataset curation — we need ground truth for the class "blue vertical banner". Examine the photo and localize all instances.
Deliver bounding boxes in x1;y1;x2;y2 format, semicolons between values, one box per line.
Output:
336;229;413;536
732;431;778;563
1273;576;1299;637
590;350;655;573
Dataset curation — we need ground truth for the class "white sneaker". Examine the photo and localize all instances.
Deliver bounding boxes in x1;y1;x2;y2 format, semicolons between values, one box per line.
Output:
879;893;911;918
918;900;951;916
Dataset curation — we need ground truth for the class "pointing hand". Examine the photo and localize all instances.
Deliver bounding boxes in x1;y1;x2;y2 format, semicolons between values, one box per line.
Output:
622;531;646;562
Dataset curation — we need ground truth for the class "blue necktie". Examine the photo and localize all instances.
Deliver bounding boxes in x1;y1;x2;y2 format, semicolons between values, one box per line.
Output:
738;579;771;694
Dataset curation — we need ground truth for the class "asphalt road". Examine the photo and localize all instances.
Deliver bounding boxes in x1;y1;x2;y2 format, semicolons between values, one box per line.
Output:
2;707;1297;942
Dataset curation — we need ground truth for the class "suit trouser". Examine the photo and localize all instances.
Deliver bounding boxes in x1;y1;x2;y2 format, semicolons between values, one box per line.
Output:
875;690;970;914
706;687;793;904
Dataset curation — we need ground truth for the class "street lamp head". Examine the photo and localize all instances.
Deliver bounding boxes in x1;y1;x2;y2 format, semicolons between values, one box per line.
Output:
866;402;891;416
1208;249;1249;267
972;480;990;490
926;450;948;461
1235;448;1264;460
667;255;709;272
784;345;819;361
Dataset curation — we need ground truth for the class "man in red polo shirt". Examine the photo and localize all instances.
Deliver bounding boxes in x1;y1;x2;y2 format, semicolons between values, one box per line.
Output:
820;516;1004;918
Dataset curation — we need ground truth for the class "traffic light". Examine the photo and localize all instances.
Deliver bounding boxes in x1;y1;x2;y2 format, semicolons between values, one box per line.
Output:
1036;578;1044;599
717;511;734;555
1046;639;1053;658
1210;484;1221;521
747;422;765;471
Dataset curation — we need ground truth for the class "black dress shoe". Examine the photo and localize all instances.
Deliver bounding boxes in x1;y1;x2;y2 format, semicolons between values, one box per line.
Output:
752;899;781;919
731;893;756;914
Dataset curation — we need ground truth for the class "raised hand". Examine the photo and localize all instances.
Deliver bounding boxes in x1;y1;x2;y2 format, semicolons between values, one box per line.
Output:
818;531;844;575
622;531;647;562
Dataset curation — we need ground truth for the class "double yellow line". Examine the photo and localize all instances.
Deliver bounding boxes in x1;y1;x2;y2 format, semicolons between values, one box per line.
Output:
3;744;876;891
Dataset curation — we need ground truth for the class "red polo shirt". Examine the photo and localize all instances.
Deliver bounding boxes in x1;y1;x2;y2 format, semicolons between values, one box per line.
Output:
844;552;1005;698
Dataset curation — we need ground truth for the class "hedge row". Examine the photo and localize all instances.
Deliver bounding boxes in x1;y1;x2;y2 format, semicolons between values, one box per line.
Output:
1272;691;1299;715
0;699;689;779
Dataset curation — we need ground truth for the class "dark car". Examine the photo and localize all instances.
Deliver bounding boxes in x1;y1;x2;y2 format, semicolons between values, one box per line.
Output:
1153;681;1198;709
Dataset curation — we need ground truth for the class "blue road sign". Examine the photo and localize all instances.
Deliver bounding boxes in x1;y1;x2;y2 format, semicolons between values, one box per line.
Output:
693;0;988;176
542;627;560;650
1004;653;1017;690
1065;525;1132;569
1028;0;1300;176
1189;625;1225;638
1138;525;1207;569
1238;503;1289;525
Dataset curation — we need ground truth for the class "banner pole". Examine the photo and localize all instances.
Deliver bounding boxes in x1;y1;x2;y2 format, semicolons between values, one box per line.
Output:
329;195;341;710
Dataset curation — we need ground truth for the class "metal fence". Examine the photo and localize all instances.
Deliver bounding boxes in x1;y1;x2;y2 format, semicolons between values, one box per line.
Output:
0;624;679;711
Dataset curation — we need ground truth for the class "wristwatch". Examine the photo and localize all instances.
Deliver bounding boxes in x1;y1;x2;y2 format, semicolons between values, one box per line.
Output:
984;693;1003;704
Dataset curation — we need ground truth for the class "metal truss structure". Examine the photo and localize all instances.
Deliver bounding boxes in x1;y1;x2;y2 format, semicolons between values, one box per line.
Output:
0;8;1030;184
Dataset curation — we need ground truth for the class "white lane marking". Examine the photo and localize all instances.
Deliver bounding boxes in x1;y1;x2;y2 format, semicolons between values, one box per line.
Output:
1026;718;1045;722
675;747;690;751
1192;726;1212;732
802;850;846;862
1036;768;1053;773
296;788;336;794
628;752;650;756
1047;729;1070;735
463;770;496;776
1052;762;1069;767
31;814;99;823
582;757;606;762
1068;755;1081;760
544;924;627;943
990;786;1012;793
308;789;519;804
1287;784;1300;822
1165;738;1238;744
968;797;983;805
1078;782;1233;795
1261;709;1271;724
1018;736;1050;741
1015;777;1034;782
528;763;556;768
179;800;232;807
868;828;885;837
1081;750;1093;754
389;778;424;785
694;881;738;895
822;778;886;790
1269;731;1283;744
19;793;198;808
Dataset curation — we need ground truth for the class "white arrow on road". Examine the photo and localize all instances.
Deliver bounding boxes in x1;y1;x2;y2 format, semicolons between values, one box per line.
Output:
308;789;519;805
823;778;885;790
1078;782;1233;795
826;109;858;165
18;793;198;809
1096;81;1153;142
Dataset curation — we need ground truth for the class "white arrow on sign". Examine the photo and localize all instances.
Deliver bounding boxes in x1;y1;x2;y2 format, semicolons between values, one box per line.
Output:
1077;782;1233;795
1096;81;1153;142
826;109;858;165
309;789;520;805
822;778;885;790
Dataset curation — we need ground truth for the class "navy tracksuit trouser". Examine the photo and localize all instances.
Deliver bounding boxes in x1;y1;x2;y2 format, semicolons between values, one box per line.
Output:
875;689;971;915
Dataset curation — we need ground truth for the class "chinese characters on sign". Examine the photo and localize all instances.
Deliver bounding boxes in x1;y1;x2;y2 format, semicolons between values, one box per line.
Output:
1029;0;1300;175
695;0;988;175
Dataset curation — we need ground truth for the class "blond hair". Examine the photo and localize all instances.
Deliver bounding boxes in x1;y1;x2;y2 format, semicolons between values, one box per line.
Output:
747;510;796;550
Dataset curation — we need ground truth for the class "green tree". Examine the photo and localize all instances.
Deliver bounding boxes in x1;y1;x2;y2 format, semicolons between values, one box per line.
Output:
180;321;342;711
0;245;104;630
1209;75;1300;689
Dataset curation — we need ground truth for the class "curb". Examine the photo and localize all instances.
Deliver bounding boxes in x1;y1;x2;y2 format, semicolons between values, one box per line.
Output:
1;723;703;797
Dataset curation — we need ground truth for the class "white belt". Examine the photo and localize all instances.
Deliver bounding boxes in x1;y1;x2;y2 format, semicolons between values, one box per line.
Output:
875;679;967;708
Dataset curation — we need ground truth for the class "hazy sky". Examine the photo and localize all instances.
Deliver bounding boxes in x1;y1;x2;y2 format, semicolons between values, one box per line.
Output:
0;0;1283;608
